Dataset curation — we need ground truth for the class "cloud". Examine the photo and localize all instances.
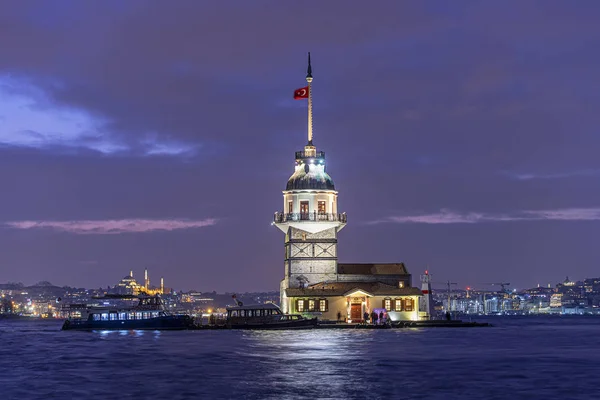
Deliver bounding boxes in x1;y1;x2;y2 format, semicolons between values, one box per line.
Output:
505;170;600;180
4;218;217;234
376;208;600;224
0;75;200;156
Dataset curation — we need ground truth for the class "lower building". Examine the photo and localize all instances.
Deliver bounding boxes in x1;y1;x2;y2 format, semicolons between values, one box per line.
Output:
285;272;422;322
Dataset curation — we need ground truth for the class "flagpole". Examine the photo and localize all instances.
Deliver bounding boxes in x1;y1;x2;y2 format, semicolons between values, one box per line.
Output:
306;52;313;145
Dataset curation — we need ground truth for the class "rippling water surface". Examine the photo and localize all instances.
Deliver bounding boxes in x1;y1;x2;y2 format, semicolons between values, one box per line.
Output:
1;317;599;399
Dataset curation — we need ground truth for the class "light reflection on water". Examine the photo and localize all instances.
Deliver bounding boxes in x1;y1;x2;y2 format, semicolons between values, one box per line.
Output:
1;317;599;400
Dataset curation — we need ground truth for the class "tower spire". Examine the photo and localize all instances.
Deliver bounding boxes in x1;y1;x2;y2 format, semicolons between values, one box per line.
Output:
306;52;314;146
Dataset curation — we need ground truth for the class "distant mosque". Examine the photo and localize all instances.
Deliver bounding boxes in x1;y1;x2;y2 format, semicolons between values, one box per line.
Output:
111;268;168;296
273;54;429;322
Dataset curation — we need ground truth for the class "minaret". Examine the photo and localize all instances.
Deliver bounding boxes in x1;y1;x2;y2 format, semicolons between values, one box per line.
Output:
160;277;164;294
274;53;347;313
144;268;149;290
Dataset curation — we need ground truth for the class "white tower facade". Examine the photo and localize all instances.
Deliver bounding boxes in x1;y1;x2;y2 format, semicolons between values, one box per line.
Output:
274;54;347;312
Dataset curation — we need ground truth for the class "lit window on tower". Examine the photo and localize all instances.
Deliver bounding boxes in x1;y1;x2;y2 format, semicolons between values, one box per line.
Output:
318;201;326;214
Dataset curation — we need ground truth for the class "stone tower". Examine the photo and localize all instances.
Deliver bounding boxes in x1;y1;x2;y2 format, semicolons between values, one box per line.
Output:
274;54;346;312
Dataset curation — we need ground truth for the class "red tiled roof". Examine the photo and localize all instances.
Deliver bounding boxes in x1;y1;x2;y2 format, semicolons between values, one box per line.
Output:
285;281;422;297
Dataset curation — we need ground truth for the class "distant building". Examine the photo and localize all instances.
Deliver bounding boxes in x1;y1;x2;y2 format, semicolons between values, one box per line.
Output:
110;269;167;296
0;298;13;314
550;293;563;308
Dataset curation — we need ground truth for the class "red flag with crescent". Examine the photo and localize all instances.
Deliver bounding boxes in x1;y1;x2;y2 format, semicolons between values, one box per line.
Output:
294;86;309;100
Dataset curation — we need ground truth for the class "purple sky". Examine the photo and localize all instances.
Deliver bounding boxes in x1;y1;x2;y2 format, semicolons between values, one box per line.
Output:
1;1;600;292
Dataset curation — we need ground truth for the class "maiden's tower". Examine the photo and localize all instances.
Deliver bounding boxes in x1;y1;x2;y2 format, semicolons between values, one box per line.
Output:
274;55;424;322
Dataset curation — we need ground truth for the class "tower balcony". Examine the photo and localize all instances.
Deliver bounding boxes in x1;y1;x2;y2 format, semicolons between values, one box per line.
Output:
274;212;347;224
273;212;347;234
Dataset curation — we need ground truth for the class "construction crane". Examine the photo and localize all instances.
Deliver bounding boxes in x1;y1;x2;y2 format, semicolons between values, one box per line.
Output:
436;280;458;312
430;280;458;312
481;283;512;313
484;282;511;295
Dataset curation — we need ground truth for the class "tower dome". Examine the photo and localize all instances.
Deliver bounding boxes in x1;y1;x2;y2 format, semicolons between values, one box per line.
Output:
286;150;335;191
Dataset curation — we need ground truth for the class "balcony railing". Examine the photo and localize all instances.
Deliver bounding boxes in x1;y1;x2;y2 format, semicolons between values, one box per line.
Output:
274;212;347;224
295;151;325;159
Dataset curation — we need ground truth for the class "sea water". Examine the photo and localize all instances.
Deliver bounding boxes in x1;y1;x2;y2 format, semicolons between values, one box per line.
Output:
1;316;599;399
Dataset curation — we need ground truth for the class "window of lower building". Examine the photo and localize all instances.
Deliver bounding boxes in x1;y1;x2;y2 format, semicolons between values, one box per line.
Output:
297;299;305;312
405;298;414;312
383;298;392;311
394;299;403;311
288;201;293;214
308;299;315;311
109;313;118;321
101;313;109;321
319;299;328;312
399;281;405;288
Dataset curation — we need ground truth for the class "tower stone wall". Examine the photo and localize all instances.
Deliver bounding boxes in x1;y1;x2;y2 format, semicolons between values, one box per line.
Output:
285;226;338;287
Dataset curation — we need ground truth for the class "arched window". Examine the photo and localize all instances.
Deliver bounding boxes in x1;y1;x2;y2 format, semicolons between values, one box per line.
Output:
394;298;403;311
383;298;392;311
405;298;414;312
319;299;328;312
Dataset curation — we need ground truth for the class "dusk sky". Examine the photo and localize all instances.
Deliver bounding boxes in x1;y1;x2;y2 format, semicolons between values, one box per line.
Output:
1;1;600;292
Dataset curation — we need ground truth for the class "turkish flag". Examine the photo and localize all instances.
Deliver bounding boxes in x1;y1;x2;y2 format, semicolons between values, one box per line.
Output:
294;86;309;99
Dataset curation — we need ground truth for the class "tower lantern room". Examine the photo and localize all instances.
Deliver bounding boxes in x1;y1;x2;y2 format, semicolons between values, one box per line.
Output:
274;144;346;234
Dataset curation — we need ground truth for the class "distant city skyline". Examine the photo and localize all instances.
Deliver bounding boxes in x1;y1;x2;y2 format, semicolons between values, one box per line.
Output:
1;272;596;295
1;2;600;291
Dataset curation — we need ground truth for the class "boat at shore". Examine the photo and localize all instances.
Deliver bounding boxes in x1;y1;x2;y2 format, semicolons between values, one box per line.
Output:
61;294;195;331
225;303;317;329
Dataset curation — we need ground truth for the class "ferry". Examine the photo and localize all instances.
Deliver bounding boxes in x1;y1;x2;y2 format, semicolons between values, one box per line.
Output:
225;302;317;330
61;294;195;331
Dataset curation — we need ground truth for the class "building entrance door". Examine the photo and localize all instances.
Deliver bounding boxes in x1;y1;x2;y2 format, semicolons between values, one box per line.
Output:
350;304;362;322
300;201;309;220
